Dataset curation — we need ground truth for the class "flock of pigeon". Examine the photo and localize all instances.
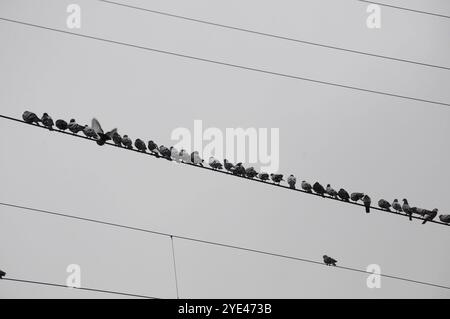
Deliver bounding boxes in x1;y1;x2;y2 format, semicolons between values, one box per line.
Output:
22;110;450;226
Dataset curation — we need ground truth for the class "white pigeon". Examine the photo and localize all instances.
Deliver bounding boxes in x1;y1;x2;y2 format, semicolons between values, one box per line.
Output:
392;199;402;213
179;149;191;163
170;147;180;162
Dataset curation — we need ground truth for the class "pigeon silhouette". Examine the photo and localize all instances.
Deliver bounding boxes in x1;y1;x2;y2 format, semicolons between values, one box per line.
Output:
392;199;402;213
135;139;147;152
22;111;41;125
326;184;338;198
112;132;122;146
68;119;84;134
209;157;223;170
323;255;337;266
55;119;68;131
147;141;160;156
337;188;350;202
301;181;312;193
191;151;204;166
313;182;325;197
91;118;117;146
41;113;54;130
350;192;364;202
159;145;172;160
378;199;391;212
245;167;258;179
0;269;5;279
82;125;98;139
422;208;438;224
122;135;133;149
258;172;269;181
402;199;412;221
224;159;235;172
362;195;371;213
232;163;246;176
439;215;450;224
270;174;284;185
287;175;297;189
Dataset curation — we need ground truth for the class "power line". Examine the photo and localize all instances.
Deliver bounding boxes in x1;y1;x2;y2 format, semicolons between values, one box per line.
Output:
1;201;449;291
356;0;450;19
1;277;159;299
171;236;180;299
0;17;449;107
97;0;450;71
1;114;448;227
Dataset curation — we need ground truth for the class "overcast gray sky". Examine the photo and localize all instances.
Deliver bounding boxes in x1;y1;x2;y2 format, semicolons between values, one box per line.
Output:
1;0;450;298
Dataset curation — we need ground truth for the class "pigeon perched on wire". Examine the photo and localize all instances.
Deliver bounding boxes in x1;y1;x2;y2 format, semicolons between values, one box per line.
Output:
82;125;98;139
179;149;191;163
287;175;296;189
0;269;5;279
402;199;413;221
245;167;258;179
362;195;371;213
41;113;54;130
112;132;122;146
270;174;284;185
258;172;269;181
422;209;438;224
209;157;223;170
55;119;68;131
233;163;246;176
22;111;41;125
135;139;147;152
326;184;338;198
439;215;450;224
224;159;234;172
323;255;337;266
159;145;172;160
68;119;84;134
91;118;117;146
169;147;180;162
147;141;160;156
392;199;402;213
122;135;132;149
378;199;391;212
191;151;204;166
337;188;350;202
350;192;364;202
301;181;312;193
313;182;325;197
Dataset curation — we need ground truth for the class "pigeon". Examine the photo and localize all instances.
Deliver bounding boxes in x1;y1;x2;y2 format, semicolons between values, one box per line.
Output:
301;181;312;193
122;135;132;149
270;174;284;185
402;199;412;221
410;207;426;216
232;163;246;176
325;184;338;198
209;157;223;170
258;172;269;181
91;118;117;146
224;159;235;172
67;119;84;134
287;175;296;189
392;199;402;213
350;192;364;202
55;119;68;131
378;199;391;212
439;215;450;224
422;208;438;224
22;111;41;125
191;151;204;166
134;139;147;152
179;149;191;163
148;141;160;156
245;167;258;179
112;132;122;146
312;182;325;197
170;147;180;161
41;113;54;130
337;188;350;202
0;269;5;279
362;195;371;213
82;125;99;139
323;255;337;266
159;145;172;160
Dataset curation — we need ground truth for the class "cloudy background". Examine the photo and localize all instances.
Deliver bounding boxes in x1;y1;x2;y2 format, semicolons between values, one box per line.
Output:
0;0;449;298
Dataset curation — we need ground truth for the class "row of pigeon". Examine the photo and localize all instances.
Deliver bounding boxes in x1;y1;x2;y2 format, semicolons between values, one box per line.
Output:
22;111;450;226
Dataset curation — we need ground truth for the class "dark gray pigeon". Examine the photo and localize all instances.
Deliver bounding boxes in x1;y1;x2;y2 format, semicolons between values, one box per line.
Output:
351;192;364;202
362;195;371;213
83;125;98;139
0;269;5;279
326;184;338;198
378;199;391;212
287;175;296;189
270;174;284;185
112;132;122;146
91;118;117;146
301;181;312;193
323;255;337;266
22;111;40;125
402;199;412;221
147;141;160;156
224;159;234;172
209;157;223;170
122;135;132;149
233;163;246;176
55;119;68;131
68;119;84;134
135;139;147;152
337;188;350;201
313;182;325;197
245;167;258;179
439;215;450;224
258;172;269;181
41;113;54;130
159;145;172;160
422;208;438;224
392;199;402;213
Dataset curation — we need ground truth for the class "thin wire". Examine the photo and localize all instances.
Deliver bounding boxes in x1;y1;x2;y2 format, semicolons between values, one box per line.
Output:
0;17;449;107
1;277;159;299
97;0;450;71
1;202;449;291
356;0;450;19
170;236;180;299
1;114;448;227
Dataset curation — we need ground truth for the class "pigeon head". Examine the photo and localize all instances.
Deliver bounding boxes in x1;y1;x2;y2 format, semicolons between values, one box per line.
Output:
393;199;398;202
70;119;75;123
402;198;408;203
43;112;48;116
323;255;328;259
432;208;439;213
123;135;128;138
327;184;330;187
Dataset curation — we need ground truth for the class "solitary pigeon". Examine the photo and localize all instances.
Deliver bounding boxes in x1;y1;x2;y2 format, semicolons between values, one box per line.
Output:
402;199;412;221
148;141;160;156
41;113;54;130
287;175;297;189
0;269;5;279
313;182;325;197
82;125;98;139
179;149;191;163
258;172;269;181
301;181;312;193
378;199;391;212
439;215;450;224
112;132;123;146
350;192;364;202
422;208;438;224
270;174;284;185
362;195;371;213
159;145;172;160
392;199;402;213
55;119;68;131
170;147;180;161
135;139;147;152
209;157;223;170
326;184;338;198
224;159;235;172
245;167;258;179
337;188;350;202
122;135;132;149
191;151;204;166
323;255;337;266
68;119;84;134
22;111;40;125
91;118;117;146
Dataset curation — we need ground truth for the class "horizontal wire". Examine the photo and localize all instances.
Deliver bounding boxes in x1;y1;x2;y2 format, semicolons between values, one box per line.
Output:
0;17;449;107
0;277;159;299
0;114;448;227
1;202;450;291
97;0;450;71
356;0;450;19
